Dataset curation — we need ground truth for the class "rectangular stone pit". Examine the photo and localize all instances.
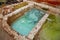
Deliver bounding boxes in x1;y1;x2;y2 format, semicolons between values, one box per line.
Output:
3;3;49;40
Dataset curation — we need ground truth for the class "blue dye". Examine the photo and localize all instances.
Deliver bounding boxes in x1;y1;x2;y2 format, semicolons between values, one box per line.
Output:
11;8;45;36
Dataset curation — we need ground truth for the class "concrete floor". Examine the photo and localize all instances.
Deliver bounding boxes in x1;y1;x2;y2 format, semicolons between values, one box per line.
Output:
0;19;14;40
0;27;14;40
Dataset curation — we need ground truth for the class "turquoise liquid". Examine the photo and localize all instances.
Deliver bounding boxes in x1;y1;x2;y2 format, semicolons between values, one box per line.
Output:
11;8;45;36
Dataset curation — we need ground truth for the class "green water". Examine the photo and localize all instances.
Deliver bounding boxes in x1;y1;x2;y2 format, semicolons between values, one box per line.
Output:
39;14;60;40
11;8;45;36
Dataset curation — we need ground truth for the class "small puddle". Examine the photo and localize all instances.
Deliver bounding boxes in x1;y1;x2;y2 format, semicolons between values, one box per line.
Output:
13;2;28;10
11;8;45;36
